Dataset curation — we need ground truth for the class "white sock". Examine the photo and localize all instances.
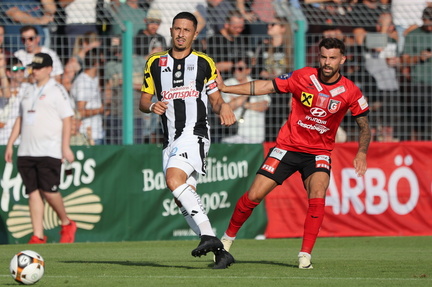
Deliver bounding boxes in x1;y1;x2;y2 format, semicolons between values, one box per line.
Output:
222;233;236;241
172;184;215;237
179;206;200;236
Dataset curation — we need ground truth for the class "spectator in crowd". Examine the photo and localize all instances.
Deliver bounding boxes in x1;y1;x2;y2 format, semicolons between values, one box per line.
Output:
235;0;275;41
391;0;430;54
350;0;390;45
62;31;101;91
254;16;292;80
401;6;432;140
206;9;253;142
59;0;99;58
207;0;235;38
70;48;104;145
110;0;148;37
103;36;147;144
134;9;167;58
14;25;64;82
363;12;400;141
221;57;270;144
148;0;207;45
0;0;56;52
253;16;292;142
4;53;77;244
0;25;12;58
206;9;252;78
0;57;27;145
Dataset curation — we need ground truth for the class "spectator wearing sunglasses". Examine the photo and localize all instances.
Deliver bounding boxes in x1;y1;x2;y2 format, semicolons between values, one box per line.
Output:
0;57;30;145
14;25;63;83
134;9;167;59
0;0;56;52
220;57;270;144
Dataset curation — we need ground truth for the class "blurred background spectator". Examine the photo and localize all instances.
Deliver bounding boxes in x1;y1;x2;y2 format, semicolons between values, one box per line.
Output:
134;9;167;58
221;57;271;144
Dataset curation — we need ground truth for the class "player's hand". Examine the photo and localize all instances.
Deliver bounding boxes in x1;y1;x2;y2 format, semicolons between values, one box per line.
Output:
353;152;367;177
151;101;168;115
219;102;236;126
216;70;226;92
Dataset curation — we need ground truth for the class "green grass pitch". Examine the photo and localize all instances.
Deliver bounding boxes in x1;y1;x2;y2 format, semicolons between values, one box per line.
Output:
0;236;431;286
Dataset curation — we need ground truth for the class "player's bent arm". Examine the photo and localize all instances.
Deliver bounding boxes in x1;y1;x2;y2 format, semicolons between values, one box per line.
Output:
139;92;154;114
209;91;236;126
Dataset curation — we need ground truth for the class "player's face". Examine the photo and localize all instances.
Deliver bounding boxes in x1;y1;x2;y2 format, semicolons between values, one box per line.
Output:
170;19;198;52
319;47;346;82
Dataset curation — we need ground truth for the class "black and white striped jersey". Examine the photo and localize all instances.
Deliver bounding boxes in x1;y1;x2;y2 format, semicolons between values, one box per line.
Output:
141;49;219;148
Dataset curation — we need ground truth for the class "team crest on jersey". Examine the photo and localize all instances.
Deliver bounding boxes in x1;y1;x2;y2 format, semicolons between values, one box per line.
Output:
159;56;168;67
328;99;341;113
301;92;314;107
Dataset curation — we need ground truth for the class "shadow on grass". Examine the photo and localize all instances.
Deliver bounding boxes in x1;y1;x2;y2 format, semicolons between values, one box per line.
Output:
60;260;199;269
61;259;297;269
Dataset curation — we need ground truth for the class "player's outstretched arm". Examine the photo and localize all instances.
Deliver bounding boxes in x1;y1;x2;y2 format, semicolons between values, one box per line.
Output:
216;70;275;96
353;115;371;177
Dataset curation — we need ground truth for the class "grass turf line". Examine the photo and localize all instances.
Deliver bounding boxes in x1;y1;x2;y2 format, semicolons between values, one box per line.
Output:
0;236;430;287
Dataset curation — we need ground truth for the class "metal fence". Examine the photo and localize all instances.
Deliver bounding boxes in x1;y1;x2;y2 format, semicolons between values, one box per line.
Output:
0;1;430;145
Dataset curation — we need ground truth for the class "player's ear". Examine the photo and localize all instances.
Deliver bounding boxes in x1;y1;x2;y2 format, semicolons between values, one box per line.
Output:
193;31;198;40
340;55;347;65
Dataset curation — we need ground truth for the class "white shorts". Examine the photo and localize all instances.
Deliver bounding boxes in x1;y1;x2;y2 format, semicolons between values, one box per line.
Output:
163;135;210;187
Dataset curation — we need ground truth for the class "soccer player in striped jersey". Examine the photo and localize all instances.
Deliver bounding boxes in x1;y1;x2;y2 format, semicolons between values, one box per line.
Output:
216;37;371;269
140;12;236;269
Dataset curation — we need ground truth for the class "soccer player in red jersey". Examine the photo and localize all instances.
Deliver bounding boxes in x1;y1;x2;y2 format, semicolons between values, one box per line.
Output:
216;37;371;269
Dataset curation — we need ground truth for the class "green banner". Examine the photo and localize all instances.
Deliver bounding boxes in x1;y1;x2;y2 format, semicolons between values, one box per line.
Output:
0;144;267;244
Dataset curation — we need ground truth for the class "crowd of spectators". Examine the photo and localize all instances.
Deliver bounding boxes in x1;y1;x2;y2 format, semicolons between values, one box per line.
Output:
0;0;431;145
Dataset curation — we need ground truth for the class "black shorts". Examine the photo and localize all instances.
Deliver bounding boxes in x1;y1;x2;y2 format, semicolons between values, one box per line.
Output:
17;156;62;194
257;148;331;185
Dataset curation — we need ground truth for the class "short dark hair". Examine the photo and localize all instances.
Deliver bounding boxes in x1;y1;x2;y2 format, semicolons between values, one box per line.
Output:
422;6;432;20
7;57;22;70
319;38;346;55
172;12;197;29
19;25;38;35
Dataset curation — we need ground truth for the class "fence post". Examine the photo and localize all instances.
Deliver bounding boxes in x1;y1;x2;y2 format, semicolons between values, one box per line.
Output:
294;19;306;70
122;20;134;145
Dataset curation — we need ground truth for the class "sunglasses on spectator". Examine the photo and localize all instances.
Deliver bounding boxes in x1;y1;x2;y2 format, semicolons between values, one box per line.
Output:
11;66;26;72
146;20;161;25
269;23;281;27
234;66;246;71
21;36;36;42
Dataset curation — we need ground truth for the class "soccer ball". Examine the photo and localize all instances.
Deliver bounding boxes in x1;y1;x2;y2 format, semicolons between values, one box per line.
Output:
10;250;45;285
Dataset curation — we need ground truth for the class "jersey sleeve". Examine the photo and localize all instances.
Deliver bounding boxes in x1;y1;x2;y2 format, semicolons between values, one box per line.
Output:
272;71;294;94
349;86;370;117
203;54;219;95
141;55;157;95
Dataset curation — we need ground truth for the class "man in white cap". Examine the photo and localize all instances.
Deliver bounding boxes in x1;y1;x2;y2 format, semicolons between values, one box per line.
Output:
5;53;77;244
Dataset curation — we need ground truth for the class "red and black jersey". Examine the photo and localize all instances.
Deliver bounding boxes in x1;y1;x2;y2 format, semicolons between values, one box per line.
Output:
273;67;369;156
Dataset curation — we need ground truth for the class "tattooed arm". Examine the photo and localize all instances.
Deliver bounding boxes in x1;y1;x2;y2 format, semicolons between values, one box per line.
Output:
353;115;371;177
